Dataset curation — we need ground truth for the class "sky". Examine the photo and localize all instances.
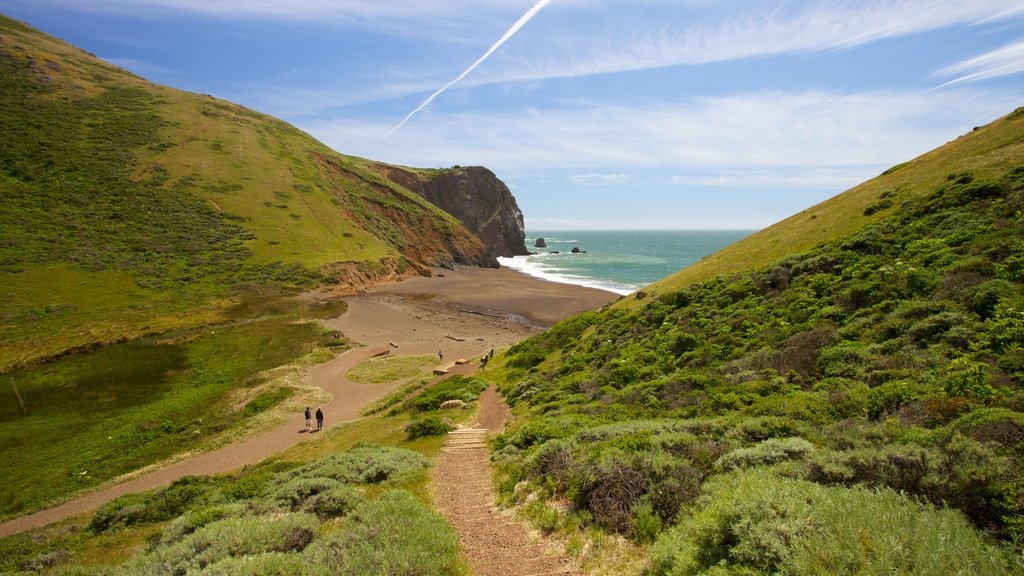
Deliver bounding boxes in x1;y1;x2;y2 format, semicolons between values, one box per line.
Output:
4;1;1024;230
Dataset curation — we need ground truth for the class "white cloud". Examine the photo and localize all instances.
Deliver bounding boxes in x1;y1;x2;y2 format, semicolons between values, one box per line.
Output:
469;0;1024;85
667;168;881;190
935;39;1024;87
304;88;1019;176
17;0;527;33
569;173;634;186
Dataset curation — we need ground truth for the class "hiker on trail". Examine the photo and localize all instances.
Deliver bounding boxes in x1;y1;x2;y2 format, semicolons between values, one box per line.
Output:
304;407;312;432
315;407;324;431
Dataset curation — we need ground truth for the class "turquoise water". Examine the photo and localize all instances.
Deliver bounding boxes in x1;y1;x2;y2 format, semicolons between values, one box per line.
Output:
498;230;755;295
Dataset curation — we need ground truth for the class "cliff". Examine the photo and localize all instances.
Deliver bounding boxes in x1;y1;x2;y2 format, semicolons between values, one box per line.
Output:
374;165;529;258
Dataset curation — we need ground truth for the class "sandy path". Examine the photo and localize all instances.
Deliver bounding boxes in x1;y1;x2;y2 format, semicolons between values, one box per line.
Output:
433;385;582;576
0;266;616;537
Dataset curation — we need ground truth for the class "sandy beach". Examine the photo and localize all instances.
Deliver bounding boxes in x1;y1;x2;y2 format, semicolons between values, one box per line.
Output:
0;264;618;536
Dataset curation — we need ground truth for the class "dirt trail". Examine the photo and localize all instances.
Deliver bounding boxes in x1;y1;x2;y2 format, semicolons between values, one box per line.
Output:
433;385;582;576
0;297;532;538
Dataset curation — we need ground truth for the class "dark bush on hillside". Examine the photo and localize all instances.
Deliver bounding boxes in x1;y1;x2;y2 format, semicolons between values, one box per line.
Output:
89;476;217;533
405;416;454;440
405;375;487;412
578;457;648;532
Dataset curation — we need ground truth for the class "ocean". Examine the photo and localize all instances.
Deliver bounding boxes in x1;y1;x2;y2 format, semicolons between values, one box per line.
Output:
498;230;755;295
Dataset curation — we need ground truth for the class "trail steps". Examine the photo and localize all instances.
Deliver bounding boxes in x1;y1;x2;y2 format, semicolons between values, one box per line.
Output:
433;396;583;576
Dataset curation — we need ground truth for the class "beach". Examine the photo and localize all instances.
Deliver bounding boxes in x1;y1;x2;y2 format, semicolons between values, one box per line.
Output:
0;264;618;536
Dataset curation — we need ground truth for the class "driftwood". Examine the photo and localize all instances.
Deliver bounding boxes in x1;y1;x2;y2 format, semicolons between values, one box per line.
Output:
456;308;504;319
444;335;466;342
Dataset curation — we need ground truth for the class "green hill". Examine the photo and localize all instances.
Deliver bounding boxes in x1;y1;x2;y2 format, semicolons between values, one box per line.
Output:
640;108;1024;299
0;15;501;518
0;14;495;374
489;109;1024;573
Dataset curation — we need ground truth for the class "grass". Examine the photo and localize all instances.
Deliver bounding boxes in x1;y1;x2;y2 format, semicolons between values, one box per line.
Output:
0;371;482;575
0;293;346;520
344;353;439;384
0;12;493;376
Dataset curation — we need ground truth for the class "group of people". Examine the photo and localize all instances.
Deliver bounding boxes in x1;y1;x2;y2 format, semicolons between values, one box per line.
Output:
304;406;324;432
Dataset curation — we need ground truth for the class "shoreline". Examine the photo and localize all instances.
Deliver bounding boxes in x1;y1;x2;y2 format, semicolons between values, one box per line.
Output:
497;255;639;296
365;265;621;328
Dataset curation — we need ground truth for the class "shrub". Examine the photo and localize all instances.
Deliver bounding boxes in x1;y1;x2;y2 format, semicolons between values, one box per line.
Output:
280;445;430;485
405;375;487;412
647;470;1014;576
123;513;318;575
717;437;814;471
190;552;305;576
302;490;462;576
157;502;262;546
272;476;343;507
580;457;648;532
405;416;454;440
630;500;663;545
302;487;362;519
89;476;217;533
866;380;920;419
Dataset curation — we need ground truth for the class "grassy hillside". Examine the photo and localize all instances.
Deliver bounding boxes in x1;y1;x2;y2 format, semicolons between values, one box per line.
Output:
487;110;1024;573
641;108;1024;299
0;14;495;517
0;14;491;373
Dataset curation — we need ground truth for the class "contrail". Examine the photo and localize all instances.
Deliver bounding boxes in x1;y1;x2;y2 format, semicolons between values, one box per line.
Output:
383;0;555;139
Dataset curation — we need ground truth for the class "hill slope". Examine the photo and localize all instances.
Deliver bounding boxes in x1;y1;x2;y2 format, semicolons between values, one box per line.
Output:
0;15;524;518
490;109;1024;573
641;108;1024;298
0;14;521;373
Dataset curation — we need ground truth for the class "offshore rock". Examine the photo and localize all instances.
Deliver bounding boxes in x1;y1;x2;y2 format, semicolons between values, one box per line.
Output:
535;237;547;248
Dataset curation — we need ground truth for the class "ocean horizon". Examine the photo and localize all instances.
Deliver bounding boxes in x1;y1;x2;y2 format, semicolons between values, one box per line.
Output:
498;229;756;295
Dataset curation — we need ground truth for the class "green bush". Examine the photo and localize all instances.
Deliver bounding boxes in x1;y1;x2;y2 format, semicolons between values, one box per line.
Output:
89;476;217;533
647;470;1014;576
630;500;663;544
405;416;454;440
405;375;487;412
122;513;318;575
302;490;462;576
157;502;270;547
190;552;305;576
279;445;430;485
716;437;814;470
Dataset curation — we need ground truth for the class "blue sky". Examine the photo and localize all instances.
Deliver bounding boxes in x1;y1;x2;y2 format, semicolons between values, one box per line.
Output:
4;1;1024;230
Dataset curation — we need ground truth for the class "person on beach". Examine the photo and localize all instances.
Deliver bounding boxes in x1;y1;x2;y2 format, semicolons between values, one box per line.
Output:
304;407;312;432
438;349;444;362
315;407;324;431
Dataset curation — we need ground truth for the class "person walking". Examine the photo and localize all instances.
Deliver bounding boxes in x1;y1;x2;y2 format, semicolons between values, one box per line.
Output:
438;349;444;362
315;406;324;431
304;407;312;432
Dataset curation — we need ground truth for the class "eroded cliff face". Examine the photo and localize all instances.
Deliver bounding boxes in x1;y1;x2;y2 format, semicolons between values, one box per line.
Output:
313;153;500;273
375;165;529;258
